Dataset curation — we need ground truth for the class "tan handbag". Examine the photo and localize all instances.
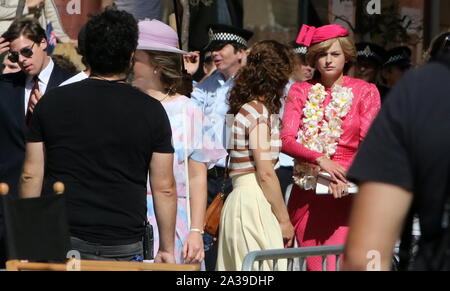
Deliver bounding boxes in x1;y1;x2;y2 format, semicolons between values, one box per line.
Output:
204;192;226;237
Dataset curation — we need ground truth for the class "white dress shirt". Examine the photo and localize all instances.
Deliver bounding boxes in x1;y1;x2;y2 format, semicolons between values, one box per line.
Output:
191;70;235;168
24;58;54;114
59;71;89;87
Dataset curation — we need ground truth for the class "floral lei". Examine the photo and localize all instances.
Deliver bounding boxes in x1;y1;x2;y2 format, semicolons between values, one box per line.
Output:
293;83;354;190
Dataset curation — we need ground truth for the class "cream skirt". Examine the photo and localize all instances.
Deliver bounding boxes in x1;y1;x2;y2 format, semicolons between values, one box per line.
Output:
216;172;286;271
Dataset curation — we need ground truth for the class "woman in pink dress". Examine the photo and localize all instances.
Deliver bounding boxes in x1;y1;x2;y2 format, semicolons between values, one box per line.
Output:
281;24;381;271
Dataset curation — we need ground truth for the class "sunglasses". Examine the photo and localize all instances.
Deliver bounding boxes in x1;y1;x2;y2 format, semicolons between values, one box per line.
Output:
8;42;36;63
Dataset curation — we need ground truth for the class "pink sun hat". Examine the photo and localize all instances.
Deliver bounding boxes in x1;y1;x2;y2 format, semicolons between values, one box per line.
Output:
137;19;188;54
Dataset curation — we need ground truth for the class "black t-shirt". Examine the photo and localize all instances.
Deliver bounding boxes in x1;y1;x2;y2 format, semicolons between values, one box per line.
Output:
376;83;390;103
26;79;174;245
348;60;450;268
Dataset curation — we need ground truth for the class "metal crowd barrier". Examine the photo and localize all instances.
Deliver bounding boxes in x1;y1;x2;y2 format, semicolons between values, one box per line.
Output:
241;245;345;271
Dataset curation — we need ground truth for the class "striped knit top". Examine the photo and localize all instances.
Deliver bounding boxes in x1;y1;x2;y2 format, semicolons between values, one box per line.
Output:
228;101;281;178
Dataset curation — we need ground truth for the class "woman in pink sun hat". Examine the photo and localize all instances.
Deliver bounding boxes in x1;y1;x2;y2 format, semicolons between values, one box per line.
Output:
132;19;227;266
281;24;381;271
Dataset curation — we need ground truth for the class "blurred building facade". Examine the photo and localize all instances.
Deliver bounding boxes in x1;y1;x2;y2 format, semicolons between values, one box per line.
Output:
46;0;449;66
242;0;450;65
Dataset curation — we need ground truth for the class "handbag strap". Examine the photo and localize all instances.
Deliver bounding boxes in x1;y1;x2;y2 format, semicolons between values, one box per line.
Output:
219;152;230;195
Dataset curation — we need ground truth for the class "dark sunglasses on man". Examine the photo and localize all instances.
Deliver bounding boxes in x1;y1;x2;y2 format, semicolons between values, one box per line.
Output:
8;42;36;63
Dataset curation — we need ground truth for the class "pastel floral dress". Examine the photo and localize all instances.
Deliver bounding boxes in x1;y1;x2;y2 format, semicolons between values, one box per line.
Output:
146;95;227;264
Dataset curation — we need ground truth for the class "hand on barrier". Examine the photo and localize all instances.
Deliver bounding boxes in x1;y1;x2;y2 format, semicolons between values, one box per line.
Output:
280;220;295;248
154;250;176;264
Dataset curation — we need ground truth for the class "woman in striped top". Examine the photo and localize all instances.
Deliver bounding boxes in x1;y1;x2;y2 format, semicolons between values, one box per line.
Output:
216;40;295;271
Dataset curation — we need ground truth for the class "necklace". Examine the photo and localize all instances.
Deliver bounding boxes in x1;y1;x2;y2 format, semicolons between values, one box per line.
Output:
299;83;354;157
157;91;171;103
90;75;128;83
292;83;354;190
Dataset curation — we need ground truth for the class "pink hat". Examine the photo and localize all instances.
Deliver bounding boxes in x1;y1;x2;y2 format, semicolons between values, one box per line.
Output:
296;24;349;47
137;19;188;54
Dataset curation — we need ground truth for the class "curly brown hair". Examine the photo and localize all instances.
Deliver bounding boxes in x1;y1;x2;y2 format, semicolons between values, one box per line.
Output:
228;40;294;115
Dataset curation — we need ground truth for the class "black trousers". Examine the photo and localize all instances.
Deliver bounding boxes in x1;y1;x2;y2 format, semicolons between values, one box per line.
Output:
0;212;5;269
204;168;232;271
70;237;144;262
0;236;5;269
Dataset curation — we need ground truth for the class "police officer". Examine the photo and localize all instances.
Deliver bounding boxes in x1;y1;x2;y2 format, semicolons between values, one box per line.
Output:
355;42;389;100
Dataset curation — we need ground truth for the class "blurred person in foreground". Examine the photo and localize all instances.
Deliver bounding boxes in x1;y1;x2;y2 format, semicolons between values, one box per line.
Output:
344;48;450;271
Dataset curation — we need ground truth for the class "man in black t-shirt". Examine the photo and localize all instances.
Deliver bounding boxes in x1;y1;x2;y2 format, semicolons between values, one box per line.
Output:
19;9;177;263
343;55;450;271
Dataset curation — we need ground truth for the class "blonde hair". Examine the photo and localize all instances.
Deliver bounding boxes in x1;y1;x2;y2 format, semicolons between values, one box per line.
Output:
306;36;357;69
145;51;192;96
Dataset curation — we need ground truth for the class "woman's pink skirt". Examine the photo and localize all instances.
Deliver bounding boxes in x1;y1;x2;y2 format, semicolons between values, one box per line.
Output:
287;185;353;271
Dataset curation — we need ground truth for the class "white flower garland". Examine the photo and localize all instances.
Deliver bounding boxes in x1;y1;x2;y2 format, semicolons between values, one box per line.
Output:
293;83;354;190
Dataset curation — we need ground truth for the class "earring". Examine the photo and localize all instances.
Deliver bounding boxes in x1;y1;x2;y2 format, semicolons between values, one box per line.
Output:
153;70;157;74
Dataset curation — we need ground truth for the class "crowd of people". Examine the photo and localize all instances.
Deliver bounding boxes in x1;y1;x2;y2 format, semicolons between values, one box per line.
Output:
0;4;450;271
